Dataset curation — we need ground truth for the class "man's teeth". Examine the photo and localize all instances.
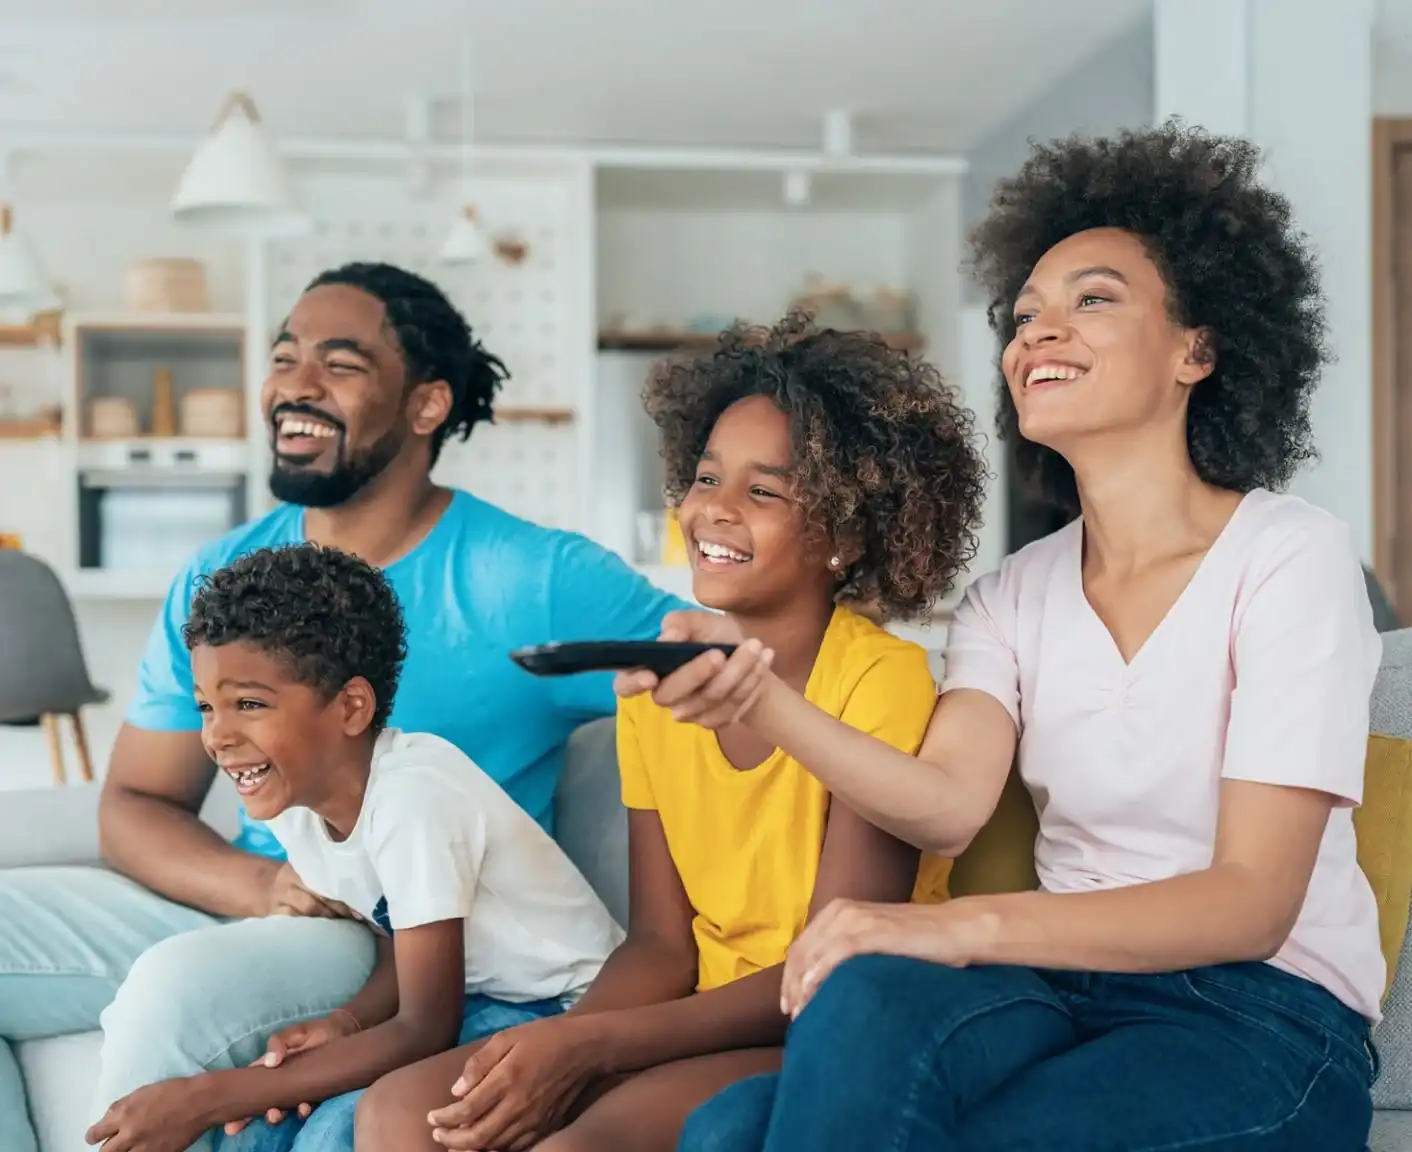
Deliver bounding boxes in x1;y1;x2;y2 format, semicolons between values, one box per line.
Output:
1026;364;1087;388
278;419;337;439
698;541;751;563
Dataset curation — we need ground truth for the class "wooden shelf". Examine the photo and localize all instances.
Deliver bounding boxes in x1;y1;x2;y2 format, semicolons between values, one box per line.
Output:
0;410;62;439
597;328;926;353
496;406;575;426
0;311;63;348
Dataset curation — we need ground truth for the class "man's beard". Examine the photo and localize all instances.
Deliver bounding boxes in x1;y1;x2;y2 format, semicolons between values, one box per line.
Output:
268;424;405;509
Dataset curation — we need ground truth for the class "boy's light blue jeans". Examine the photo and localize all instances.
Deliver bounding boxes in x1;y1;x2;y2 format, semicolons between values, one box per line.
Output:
219;994;567;1152
0;865;377;1152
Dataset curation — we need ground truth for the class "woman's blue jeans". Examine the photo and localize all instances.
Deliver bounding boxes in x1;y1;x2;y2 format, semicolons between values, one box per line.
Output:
679;954;1377;1152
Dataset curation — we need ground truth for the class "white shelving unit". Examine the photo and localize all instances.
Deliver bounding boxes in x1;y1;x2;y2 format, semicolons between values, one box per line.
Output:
0;141;991;629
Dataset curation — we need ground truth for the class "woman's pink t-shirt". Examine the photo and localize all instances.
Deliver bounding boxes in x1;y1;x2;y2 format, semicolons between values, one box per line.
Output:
941;489;1385;1020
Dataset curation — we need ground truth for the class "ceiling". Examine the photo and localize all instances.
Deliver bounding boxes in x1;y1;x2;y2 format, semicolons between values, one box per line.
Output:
0;0;1150;155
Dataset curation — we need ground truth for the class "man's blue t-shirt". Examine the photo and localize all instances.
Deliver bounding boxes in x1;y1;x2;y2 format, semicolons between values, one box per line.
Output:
126;490;686;859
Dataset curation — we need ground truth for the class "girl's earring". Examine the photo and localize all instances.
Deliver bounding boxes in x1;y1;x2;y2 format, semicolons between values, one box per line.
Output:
829;556;841;569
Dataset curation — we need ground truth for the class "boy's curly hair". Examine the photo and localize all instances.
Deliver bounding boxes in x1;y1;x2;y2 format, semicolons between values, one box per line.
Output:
966;118;1330;514
644;311;987;622
183;543;408;732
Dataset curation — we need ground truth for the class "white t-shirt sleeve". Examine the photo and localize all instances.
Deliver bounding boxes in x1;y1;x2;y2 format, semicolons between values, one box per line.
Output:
940;564;1022;728
362;768;490;930
1221;516;1381;806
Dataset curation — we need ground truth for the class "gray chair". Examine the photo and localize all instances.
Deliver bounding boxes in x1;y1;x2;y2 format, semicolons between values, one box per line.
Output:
0;549;108;783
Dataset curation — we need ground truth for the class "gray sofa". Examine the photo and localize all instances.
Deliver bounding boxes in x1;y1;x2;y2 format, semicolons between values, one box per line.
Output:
4;631;1412;1149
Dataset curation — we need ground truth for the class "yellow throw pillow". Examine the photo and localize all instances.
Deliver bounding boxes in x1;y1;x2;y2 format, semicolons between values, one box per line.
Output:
1354;733;1412;999
946;767;1040;899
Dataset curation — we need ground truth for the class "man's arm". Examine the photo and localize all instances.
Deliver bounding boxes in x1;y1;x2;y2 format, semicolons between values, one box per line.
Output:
99;726;281;919
543;534;690;720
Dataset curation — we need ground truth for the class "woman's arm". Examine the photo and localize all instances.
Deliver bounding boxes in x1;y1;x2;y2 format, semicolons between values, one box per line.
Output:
964;779;1335;971
619;610;1018;856
189;918;467;1123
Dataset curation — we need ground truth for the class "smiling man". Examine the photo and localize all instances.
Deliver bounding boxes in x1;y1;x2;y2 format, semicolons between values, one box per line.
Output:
0;262;683;1152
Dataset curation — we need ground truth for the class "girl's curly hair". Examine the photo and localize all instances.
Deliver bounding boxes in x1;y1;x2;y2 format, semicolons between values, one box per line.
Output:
966;119;1331;514
643;311;987;622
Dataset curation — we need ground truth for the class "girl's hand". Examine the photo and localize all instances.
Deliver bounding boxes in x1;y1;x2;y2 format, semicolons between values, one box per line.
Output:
781;898;996;1018
614;611;775;730
222;1010;361;1135
426;1015;600;1150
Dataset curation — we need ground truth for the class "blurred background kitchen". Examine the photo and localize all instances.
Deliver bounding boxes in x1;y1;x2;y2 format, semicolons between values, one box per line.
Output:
0;0;1400;785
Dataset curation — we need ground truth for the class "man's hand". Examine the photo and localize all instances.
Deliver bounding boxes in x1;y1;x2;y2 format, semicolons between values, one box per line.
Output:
222;1010;362;1136
426;1016;601;1151
86;1077;212;1152
263;862;358;919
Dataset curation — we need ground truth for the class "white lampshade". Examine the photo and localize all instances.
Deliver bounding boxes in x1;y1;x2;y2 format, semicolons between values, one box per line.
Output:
171;92;307;237
439;205;488;265
0;205;57;317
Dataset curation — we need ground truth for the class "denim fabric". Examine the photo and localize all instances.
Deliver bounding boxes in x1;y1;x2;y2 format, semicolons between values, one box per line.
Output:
221;992;566;1152
679;955;1377;1152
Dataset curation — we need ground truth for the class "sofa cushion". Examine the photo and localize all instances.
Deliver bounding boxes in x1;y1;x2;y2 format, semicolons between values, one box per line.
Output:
1355;735;1412;998
555;718;629;928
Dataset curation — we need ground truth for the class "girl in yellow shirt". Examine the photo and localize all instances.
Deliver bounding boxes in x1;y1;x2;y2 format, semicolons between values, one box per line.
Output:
358;312;987;1152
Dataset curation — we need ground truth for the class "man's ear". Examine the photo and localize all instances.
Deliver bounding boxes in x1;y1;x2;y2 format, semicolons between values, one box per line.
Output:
338;677;377;738
409;380;453;438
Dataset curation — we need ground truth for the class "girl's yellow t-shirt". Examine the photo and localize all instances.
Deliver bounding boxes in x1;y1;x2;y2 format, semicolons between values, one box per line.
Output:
616;605;948;992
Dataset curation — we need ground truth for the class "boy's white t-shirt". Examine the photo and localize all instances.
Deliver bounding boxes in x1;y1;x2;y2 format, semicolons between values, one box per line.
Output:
266;728;624;1004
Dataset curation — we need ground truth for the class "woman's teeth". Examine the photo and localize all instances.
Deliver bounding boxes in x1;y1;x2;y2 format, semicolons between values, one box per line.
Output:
1025;364;1087;388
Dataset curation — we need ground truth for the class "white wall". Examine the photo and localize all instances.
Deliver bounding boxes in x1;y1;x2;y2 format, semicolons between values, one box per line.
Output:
595;207;911;329
1156;0;1376;560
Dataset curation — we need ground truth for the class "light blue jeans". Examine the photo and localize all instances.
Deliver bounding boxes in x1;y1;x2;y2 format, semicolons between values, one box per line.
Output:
221;993;567;1152
0;865;376;1152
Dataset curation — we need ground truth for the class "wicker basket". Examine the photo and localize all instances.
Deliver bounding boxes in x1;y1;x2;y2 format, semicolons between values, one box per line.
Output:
124;258;211;313
179;388;243;438
89;397;140;439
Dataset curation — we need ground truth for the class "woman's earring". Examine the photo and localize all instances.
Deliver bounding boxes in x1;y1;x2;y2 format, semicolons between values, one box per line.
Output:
829;556;841;569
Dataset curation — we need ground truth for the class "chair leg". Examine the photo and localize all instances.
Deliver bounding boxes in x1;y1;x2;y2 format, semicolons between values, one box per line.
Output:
69;712;93;782
41;714;66;786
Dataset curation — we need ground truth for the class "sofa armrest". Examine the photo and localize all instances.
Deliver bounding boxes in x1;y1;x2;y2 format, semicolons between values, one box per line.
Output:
0;782;103;869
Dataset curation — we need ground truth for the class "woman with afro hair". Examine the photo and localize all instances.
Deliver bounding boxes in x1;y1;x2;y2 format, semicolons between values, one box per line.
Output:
636;121;1384;1150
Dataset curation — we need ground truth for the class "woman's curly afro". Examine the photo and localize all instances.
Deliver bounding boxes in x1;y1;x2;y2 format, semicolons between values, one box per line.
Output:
183;543;408;733
966;118;1331;513
644;311;987;622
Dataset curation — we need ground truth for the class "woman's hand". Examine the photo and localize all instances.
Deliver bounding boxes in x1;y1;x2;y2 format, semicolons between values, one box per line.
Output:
613;611;775;729
781;898;997;1018
222;1010;362;1135
85;1076;212;1152
426;1015;601;1150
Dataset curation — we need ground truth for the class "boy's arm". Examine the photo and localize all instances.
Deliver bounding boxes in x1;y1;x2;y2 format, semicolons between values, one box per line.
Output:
340;935;398;1028
192;918;466;1122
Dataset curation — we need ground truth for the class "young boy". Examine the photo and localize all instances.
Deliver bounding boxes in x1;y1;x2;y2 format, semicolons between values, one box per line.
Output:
86;542;623;1152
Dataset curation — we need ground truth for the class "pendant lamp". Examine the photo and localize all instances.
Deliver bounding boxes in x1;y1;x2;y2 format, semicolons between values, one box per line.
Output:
0;205;58;317
171;91;307;237
439;28;486;265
